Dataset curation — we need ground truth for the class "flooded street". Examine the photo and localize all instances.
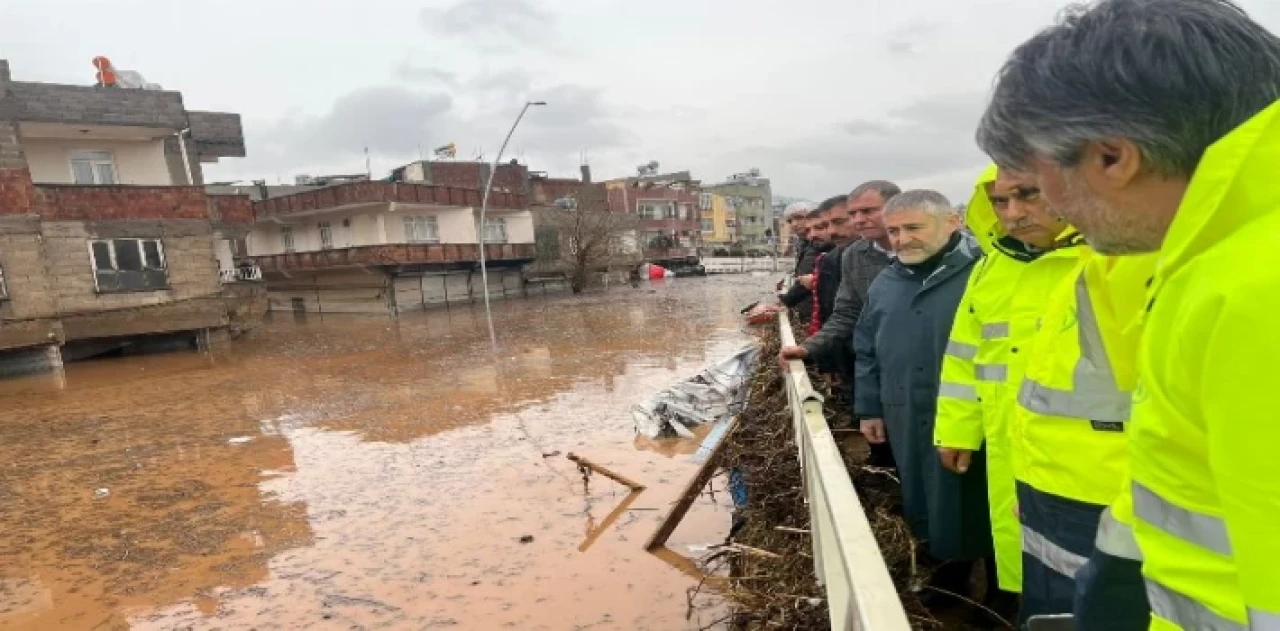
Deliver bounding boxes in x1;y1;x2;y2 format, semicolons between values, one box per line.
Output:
0;276;772;631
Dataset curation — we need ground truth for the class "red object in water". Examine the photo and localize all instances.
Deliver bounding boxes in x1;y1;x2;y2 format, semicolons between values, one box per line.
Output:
648;264;668;280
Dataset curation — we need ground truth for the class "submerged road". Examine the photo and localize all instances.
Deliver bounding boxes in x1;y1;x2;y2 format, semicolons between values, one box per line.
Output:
0;276;772;630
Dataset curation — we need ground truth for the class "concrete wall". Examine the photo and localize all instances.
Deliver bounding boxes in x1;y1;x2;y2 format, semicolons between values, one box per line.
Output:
7;81;188;129
24;137;172;185
485;210;536;244
41;219;221;309
0;216;62;350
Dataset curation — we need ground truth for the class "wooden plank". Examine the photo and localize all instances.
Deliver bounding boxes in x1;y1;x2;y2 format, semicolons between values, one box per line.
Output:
643;416;739;551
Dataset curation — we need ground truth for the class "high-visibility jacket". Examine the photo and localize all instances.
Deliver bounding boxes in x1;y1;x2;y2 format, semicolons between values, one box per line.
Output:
1124;100;1280;630
1011;251;1155;509
934;165;1081;592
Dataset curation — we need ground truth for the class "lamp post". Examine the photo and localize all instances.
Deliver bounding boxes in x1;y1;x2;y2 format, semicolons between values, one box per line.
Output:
478;100;546;352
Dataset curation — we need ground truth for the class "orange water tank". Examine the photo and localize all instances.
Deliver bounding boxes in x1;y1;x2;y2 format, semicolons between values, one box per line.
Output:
92;57;117;87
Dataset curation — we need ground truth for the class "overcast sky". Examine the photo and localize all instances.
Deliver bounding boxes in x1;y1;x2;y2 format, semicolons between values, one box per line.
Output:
5;0;1280;202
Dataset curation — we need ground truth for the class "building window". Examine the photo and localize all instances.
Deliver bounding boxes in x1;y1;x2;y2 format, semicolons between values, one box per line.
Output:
699;193;712;210
69;150;119;185
666;205;680;219
483;218;508;244
701;219;714;232
637;203;659;220
404;216;439;244
281;226;295;253
0;265;7;300
89;238;168;292
318;221;333;250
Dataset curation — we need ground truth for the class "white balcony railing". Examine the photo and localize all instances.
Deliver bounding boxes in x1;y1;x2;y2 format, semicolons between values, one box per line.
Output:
777;310;910;630
220;266;263;283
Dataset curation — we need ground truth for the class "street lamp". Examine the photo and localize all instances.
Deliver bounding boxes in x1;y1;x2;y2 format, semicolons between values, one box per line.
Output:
478;100;546;352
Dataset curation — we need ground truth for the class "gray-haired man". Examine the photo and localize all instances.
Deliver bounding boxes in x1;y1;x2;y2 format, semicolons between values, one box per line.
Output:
853;190;994;599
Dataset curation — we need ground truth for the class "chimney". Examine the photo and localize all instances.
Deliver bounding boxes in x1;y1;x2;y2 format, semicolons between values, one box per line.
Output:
253;179;269;201
580;164;592;183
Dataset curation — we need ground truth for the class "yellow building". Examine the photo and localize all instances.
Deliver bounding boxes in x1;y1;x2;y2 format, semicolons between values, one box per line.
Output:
700;193;736;244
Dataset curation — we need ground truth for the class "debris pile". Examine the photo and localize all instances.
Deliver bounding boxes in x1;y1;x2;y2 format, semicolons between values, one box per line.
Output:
715;317;939;630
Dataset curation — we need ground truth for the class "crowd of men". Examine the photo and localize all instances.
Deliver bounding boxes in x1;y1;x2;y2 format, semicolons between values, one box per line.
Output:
753;0;1280;629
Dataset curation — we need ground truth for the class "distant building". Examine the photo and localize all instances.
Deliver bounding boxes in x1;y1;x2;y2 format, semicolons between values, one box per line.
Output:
704;170;773;247
0;59;258;375
700;192;736;246
603;170;701;267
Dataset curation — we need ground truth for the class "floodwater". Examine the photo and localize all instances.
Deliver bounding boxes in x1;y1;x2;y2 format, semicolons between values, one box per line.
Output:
0;275;774;631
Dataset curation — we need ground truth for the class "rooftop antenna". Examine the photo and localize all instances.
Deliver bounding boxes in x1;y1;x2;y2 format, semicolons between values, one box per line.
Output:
364;147;371;179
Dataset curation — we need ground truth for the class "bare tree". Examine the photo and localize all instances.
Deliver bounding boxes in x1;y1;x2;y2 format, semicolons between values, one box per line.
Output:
532;184;639;293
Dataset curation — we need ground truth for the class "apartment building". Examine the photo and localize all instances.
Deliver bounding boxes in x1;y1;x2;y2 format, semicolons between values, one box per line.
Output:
603;170;701;270
0;59;255;375
704;170;773;247
699;191;736;247
243;178;536;314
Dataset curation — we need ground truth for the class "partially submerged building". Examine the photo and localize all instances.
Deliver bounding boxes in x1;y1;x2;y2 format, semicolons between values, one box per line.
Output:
0;59;257;374
242;180;535;314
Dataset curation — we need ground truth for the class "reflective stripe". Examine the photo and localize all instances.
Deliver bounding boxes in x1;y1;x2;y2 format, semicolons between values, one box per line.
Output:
946;340;978;361
1016;274;1132;422
982;322;1010;339
1094;507;1143;561
975;363;1007;382
1022;525;1088;578
938;382;978;401
1250;607;1280;630
1017;378;1132;422
1146;579;1245;631
1132;481;1233;557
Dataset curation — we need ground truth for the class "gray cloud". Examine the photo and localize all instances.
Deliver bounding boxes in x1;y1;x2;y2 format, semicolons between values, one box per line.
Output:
420;0;555;48
885;18;943;58
393;61;458;87
228;67;630;182
707;92;991;200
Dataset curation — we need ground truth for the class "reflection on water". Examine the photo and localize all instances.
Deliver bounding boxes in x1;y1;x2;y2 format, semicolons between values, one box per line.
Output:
0;276;770;630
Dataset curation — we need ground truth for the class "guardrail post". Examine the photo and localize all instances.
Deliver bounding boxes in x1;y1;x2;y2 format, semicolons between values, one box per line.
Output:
776;311;911;631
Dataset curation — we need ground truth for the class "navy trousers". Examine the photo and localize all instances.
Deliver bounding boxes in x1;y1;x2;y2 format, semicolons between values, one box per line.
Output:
1016;482;1104;627
1074;548;1151;630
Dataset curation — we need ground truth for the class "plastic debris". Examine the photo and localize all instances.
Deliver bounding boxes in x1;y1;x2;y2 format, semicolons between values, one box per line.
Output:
632;345;756;439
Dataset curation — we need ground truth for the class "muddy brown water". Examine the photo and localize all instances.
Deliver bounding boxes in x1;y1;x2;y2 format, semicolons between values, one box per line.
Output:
0;276;776;630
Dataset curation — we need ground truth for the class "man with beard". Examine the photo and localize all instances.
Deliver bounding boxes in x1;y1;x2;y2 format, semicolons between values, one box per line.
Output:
780;180;899;466
976;0;1280;627
853;190;992;601
934;166;1083;624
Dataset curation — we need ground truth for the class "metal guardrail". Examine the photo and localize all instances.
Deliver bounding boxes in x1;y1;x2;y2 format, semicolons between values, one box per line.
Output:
701;257;780;274
778;311;911;630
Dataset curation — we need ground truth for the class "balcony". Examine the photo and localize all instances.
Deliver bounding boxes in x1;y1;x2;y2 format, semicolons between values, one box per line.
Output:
254;181;527;220
220;265;263;283
247;243;536;274
637;218;700;232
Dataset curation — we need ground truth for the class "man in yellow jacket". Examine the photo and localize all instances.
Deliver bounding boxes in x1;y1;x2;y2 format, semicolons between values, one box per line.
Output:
934;165;1079;622
977;0;1280;628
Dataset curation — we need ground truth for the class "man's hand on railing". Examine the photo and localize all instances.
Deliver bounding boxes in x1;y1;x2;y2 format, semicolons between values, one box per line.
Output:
859;418;886;444
797;274;815;290
778;345;808;369
938;447;974;474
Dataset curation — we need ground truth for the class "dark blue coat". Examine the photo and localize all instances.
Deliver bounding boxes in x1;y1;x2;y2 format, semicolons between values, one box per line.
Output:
852;234;993;562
